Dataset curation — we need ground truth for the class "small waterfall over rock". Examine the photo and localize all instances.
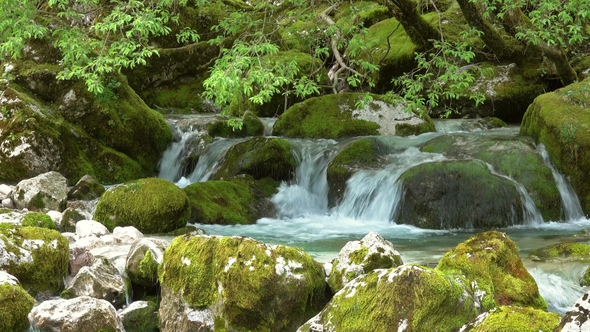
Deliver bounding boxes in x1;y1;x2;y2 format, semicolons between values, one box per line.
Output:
158;127;202;182
185;138;245;184
538;144;584;221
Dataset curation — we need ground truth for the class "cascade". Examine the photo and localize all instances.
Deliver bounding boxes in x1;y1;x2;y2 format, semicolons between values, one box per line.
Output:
538;144;584;221
157;127;200;182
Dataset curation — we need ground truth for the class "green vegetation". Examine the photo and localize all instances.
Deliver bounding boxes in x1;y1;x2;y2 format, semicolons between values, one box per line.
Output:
460;306;560;332
21;212;57;229
93;178;190;233
529;241;590;262
0;281;35;332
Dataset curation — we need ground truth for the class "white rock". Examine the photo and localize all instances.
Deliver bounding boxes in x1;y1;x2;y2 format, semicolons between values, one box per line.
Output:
0;184;13;199
0;270;19;286
113;226;144;244
1;197;15;209
71;235;103;251
46;210;63;224
61;232;77;244
11;172;68;212
76;219;110;238
100;234;116;246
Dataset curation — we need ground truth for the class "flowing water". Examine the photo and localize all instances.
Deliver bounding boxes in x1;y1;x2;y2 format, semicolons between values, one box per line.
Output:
157;117;590;315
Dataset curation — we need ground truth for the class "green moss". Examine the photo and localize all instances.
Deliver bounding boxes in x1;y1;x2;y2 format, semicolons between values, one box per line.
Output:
207;112;264;138
93;178;190;233
139;250;159;283
461;306;560;332
580;266;590;286
0;226;69;295
436;231;547;311
521;79;590;214
121;300;159;332
159;235;328;332
60;288;77;299
395;114;436;136
212;137;295;182
273;93;380;138
529;241;590;262
0;282;35;332
349;247;369;265
21;212;56;229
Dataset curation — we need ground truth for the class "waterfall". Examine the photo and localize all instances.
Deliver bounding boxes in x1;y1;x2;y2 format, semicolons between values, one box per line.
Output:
158;127;201;182
537;144;584;221
186;138;245;184
260;117;277;136
337;147;445;222
272;139;338;218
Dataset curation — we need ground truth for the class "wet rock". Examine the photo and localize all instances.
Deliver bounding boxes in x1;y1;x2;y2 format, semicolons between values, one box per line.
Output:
11;171;68;212
113;226;144;244
29;296;125;332
62;258;128;309
76;219;110;239
529;241;590;263
159;235;328;332
126;238;169;287
0;270;35;332
67;174;105;200
69;246;95;276
555;291;590;331
328;231;403;293
59;207;86;232
119;300;159;332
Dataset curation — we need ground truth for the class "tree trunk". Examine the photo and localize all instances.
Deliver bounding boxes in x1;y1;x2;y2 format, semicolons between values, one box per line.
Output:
377;0;440;50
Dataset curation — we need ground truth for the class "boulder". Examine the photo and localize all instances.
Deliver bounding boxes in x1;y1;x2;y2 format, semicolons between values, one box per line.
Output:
69;246;95;276
298;265;479;332
76;219;110;239
212;137;296;182
529;242;590;262
113;226;144;244
0;225;69;295
93;178;191;233
0;209;27;225
11;171;68;212
126;238;169;287
520;78;590;215
29;296;125;332
1;197;15;209
158;235;329;332
555;291;590;331
0;184;13;199
421;133;561;221
184;175;278;225
0;270;35;332
436;231;547;311
395;160;524;229
21;211;57;229
59;207;86;232
273;93;435;139
119;300;159;332
61;258;128;309
328;231;403;293
207;111;264;138
459;306;560;332
67;174;105;200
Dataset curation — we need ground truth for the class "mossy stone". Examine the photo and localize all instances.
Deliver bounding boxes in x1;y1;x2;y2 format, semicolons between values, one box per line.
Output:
0;225;69;295
159;235;329;332
436;231;547;312
459;306;560;332
212;137;295;182
0;279;35;332
521;78;590;215
93;178;190;233
21;212;57;229
121;301;159;332
529;241;590;262
207;112;264;138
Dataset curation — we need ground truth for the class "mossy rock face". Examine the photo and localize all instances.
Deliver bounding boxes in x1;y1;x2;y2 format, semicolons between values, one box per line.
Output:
521;78;590;216
421;134;561;221
184;175;277;225
528;241;590;263
158;235;329;332
436;231;547;312
459;306;560;332
125;238;169;288
67;174;106;200
21;211;57;229
93;178;190;233
120;300;160;332
0;225;69;295
298;265;478;332
273;93;435;139
1;71;170;185
207;111;264;138
0;271;35;332
395;160;523;229
212;137;296;182
326;137;388;206
328;231;403;293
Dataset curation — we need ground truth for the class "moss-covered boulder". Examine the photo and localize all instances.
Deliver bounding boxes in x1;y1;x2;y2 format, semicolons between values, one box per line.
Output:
298;265;478;332
0;225;69;295
67;174;105;200
328;231;403;293
326;137;389;206
521;78;590;215
212;137;296;182
421;134;561;221
119;300;160;332
436;231;547;311
273;93;434;138
21;211;57;229
0;270;35;332
459;306;560;332
158;235;329;332
207;111;264;138
93;178;190;233
395;160;523;229
528;241;590;262
126;238;169;288
184;175;277;225
11;171;68;212
0;69;171;185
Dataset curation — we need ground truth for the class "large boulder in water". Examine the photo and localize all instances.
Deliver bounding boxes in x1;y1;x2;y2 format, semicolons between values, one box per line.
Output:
93;178;190;233
395;160;524;229
528;241;590;262
0;271;35;332
212;137;296;182
520;78;590;215
436;231;547;311
459;305;560;332
158;235;329;332
273;93;435;139
298;265;479;332
183;175;278;225
421;133;561;221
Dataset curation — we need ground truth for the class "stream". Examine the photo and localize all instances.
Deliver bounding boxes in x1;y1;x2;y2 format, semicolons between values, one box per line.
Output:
158;116;590;316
